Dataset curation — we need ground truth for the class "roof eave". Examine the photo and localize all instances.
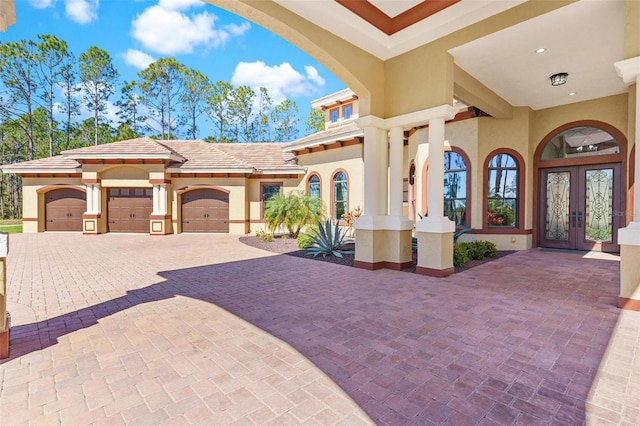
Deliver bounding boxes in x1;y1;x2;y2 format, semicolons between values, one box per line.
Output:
283;129;364;152
1;168;82;175
166;167;255;174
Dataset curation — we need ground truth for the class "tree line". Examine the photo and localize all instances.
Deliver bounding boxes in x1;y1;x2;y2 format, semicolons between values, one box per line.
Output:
0;34;327;219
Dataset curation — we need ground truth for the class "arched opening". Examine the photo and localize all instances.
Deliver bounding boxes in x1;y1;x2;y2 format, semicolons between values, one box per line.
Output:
535;122;627;252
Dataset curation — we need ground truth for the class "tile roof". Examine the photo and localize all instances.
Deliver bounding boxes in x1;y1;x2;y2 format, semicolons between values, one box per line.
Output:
62;137;184;160
0;155;80;172
2;139;305;174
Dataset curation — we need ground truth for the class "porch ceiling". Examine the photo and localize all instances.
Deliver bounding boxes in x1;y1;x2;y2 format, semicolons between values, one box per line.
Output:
274;0;627;111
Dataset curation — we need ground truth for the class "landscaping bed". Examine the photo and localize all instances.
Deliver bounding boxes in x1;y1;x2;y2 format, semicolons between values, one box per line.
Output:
239;235;515;273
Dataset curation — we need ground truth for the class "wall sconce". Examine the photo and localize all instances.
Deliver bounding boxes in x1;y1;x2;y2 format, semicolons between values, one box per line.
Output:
550;72;568;86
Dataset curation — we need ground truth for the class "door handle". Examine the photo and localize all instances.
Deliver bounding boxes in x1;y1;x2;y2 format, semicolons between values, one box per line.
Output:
571;211;576;228
577;211;583;228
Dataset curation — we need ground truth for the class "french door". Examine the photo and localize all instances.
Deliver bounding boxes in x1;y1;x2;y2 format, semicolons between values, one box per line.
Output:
539;164;621;252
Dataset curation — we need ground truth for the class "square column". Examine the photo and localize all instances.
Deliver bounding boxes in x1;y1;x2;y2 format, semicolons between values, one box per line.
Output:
415;106;458;277
83;180;102;234
150;182;171;235
354;117;413;270
615;57;640;310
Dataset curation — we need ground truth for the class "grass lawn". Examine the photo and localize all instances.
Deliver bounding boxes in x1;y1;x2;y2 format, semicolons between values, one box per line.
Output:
0;219;22;234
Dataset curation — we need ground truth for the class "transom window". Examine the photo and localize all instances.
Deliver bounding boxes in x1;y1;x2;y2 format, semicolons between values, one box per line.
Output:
444;151;467;227
487;153;518;227
541;126;620;160
332;171;348;220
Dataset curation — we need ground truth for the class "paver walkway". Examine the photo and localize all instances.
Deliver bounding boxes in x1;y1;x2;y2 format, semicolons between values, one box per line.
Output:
0;233;637;425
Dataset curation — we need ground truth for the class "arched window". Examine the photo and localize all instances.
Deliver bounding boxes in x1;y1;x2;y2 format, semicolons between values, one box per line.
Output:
308;174;320;198
444;151;467;227
487;153;518;227
332;171;348;220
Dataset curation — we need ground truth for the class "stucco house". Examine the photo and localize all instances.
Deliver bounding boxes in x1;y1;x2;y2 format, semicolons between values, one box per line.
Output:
1;0;639;312
0;90;365;237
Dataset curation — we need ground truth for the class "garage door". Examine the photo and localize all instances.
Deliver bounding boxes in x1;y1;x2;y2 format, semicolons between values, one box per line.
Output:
45;188;86;231
107;188;153;233
181;188;229;233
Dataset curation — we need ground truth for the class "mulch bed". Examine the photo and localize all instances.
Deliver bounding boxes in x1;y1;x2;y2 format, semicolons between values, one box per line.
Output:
239;235;516;273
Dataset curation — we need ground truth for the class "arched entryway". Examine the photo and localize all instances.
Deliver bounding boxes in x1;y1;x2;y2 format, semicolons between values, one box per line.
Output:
535;122;627;252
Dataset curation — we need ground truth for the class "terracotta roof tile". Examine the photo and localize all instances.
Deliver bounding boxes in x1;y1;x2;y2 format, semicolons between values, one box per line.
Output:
61;137;182;159
3;138;306;174
0;155;80;172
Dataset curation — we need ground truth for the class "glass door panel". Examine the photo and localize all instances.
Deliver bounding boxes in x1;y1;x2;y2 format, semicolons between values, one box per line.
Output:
539;164;620;252
584;168;613;244
545;171;571;241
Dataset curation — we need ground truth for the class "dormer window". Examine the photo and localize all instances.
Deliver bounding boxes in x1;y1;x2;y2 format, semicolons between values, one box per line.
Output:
343;104;352;120
330;108;339;123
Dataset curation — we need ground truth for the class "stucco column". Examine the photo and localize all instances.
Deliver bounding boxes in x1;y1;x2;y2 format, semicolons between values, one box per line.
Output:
85;184;94;214
414;133;429;219
415;106;457;277
389;126;404;217
358;116;388;218
615;56;640;310
354;116;412;270
92;184;100;215
159;185;167;215
82;179;101;234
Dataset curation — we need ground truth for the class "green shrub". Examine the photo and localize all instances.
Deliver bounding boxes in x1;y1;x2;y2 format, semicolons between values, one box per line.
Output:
256;229;274;242
297;225;318;248
453;244;470;267
305;219;354;258
467;241;487;260
479;240;498;257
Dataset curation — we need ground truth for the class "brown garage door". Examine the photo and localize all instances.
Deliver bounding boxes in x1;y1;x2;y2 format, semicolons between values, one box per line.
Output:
107;188;153;233
181;188;229;233
45;188;86;231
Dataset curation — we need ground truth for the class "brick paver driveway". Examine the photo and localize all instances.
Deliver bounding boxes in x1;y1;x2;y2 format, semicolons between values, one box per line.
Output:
0;233;637;425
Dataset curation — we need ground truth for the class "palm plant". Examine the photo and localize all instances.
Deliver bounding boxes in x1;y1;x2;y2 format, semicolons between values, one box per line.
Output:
264;190;325;238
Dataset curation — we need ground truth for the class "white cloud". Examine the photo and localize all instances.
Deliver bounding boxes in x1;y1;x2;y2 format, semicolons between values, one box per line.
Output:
65;0;99;24
29;0;54;9
158;0;203;11
304;66;325;86
130;3;250;55
225;21;250;37
122;49;155;70
231;61;326;104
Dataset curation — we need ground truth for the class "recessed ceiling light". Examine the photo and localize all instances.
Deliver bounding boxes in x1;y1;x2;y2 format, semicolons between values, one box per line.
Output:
569;92;576;96
535;48;546;54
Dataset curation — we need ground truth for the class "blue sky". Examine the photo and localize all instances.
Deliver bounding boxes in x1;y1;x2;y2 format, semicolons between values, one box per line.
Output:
1;0;346;138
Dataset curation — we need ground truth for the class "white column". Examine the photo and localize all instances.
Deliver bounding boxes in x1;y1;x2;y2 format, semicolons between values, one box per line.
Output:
427;117;446;219
415;133;429;219
159;185;167;215
152;185;160;215
615;57;640;242
389;127;404;217
92;184;100;214
358;116;388;219
85;185;93;214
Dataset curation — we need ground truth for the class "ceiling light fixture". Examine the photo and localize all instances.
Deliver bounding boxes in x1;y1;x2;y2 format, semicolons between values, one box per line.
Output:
550;72;568;86
569;92;576;96
535;48;546;54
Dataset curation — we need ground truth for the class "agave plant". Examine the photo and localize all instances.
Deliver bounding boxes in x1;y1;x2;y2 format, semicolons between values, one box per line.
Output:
304;219;354;258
